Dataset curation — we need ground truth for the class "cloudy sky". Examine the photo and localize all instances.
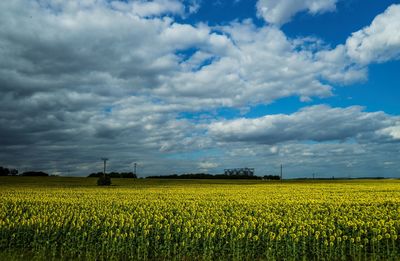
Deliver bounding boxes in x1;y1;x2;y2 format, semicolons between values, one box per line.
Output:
1;0;399;178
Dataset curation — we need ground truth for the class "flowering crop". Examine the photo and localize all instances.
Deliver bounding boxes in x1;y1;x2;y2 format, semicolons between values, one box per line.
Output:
0;178;399;260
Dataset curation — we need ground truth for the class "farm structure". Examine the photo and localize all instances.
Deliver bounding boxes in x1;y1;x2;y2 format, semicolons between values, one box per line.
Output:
224;168;255;176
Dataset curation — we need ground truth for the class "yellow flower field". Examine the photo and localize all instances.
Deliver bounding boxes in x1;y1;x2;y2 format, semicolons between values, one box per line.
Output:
0;177;399;260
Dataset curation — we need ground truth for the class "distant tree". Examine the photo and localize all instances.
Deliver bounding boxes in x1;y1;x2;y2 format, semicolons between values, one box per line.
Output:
88;172;103;178
146;173;261;180
89;172;137;178
120;172;137;178
10;169;18;176
263;175;281;180
21;171;49;177
0;167;10;176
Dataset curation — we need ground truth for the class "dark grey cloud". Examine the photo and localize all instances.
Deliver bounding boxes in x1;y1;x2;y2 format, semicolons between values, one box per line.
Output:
0;1;399;177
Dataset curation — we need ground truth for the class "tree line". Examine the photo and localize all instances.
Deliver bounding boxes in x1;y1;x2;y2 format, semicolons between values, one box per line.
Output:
1;165;280;180
147;173;281;180
0;166;49;176
88;172;137;178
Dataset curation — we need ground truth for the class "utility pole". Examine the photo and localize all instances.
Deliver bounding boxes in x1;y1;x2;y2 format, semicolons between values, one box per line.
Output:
134;163;137;175
101;158;108;177
280;164;283;181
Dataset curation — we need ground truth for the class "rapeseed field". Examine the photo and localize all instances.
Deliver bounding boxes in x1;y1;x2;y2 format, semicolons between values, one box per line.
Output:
0;177;399;260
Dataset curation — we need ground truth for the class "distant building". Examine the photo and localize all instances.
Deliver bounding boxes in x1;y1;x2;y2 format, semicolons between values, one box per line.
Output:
224;168;255;176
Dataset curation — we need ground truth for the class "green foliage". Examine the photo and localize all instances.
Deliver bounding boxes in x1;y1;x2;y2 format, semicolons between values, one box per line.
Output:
21;171;49;177
89;172;137;178
147;173;261;179
263;175;281;180
0;166;10;176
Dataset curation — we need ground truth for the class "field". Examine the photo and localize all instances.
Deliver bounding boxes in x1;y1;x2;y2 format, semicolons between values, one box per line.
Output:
0;177;400;260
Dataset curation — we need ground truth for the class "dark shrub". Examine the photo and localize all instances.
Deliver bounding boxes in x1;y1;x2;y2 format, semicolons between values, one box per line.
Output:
97;174;111;186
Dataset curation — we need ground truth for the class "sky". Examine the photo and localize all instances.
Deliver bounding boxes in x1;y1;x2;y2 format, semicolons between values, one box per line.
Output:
0;0;400;178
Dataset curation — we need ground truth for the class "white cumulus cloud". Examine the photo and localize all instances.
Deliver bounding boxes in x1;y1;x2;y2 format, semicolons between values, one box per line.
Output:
256;0;338;26
345;4;400;64
209;105;400;144
198;161;219;170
